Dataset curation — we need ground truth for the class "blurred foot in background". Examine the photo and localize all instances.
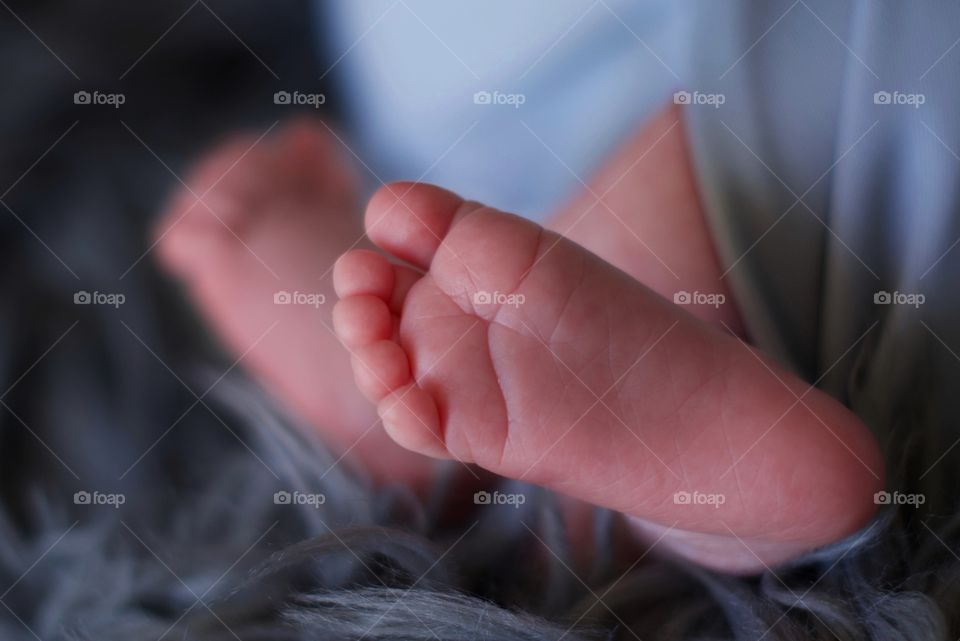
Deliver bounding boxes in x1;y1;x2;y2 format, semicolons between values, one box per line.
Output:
154;119;433;487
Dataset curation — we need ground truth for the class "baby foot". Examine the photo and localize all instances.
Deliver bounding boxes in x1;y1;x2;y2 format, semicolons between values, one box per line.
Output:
333;182;884;572
154;121;432;486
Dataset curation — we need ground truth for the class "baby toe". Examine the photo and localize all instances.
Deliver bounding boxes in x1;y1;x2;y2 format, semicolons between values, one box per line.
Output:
333;295;392;347
334;250;394;301
379;383;447;459
365;182;479;270
350;339;411;402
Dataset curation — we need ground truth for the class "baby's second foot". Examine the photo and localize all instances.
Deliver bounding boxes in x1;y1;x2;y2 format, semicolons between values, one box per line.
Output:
154;122;432;486
334;182;884;572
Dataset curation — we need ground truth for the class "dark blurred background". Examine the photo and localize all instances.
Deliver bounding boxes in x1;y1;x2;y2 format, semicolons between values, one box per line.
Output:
0;0;337;523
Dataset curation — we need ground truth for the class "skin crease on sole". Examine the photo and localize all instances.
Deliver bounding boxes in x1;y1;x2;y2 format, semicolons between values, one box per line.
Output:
333;181;885;574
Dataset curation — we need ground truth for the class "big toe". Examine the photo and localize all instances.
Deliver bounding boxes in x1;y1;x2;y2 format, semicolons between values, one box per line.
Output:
365;182;482;270
364;183;551;322
153;192;233;277
153;135;267;276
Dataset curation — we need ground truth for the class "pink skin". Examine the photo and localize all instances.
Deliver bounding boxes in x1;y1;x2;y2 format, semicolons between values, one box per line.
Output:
153;119;433;487
154;105;883;572
332;180;883;573
546;104;743;334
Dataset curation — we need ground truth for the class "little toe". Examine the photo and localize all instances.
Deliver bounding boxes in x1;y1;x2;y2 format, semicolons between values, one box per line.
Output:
378;383;447;459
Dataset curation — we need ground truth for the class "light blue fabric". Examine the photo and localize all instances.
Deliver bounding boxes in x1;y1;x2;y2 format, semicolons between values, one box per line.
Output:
321;0;960;506
683;0;960;507
318;0;684;220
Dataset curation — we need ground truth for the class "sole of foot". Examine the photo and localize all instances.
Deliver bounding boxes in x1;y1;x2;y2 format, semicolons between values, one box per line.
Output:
333;181;884;572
